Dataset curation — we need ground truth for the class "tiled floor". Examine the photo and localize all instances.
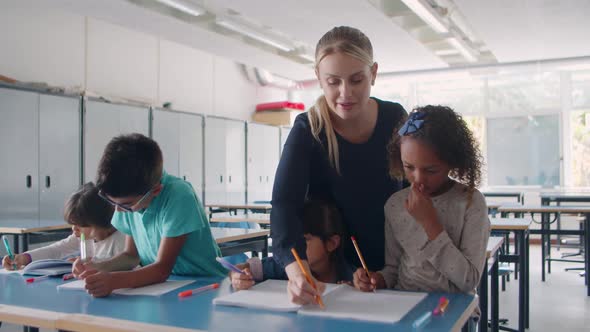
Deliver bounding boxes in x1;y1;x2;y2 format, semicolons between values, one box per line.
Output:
1;245;589;331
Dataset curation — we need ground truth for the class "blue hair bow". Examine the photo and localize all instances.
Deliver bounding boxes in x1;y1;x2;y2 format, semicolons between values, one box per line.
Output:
398;111;426;136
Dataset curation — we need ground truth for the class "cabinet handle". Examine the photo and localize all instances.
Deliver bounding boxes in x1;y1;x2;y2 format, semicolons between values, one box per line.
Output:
26;175;32;188
266;176;269;183
45;176;51;188
220;175;223;183
259;176;262;183
183;175;186;181
229;175;232;183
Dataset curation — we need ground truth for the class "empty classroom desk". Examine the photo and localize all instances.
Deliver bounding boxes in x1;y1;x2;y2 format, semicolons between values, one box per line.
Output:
0;221;71;252
490;218;531;330
497;205;590;296
480;236;503;332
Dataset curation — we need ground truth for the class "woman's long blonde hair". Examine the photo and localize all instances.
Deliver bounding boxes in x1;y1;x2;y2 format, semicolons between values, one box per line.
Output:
308;26;375;174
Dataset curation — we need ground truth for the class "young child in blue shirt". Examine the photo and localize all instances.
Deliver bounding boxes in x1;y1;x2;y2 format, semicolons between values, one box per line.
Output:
73;133;225;297
230;199;354;290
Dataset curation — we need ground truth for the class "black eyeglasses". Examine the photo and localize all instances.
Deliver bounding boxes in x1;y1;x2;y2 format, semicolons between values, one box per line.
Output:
98;189;153;212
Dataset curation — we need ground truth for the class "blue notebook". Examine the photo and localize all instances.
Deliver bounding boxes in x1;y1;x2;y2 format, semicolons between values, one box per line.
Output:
22;259;72;276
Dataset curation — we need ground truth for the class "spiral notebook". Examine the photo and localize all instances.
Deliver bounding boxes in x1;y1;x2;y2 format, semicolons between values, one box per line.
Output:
213;280;426;323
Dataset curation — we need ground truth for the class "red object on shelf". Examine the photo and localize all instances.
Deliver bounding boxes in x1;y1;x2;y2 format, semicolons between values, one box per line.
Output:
255;101;305;112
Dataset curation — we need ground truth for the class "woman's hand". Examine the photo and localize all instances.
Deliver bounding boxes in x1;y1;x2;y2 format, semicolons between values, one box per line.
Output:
353;268;385;291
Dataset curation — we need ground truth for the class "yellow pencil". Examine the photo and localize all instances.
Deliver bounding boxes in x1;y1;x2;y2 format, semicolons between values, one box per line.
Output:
351;236;375;292
290;247;325;309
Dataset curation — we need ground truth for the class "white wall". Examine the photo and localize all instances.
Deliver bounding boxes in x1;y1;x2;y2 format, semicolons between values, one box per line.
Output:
0;7;286;120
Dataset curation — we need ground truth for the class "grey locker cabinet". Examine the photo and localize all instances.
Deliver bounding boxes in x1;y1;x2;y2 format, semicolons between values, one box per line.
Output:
0;87;80;224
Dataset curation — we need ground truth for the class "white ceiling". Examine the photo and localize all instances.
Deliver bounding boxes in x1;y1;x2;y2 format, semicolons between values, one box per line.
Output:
453;0;590;63
8;0;590;81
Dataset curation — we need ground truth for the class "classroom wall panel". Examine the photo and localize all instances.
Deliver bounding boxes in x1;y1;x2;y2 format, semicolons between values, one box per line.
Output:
159;40;214;114
86;18;158;102
213;58;257;120
0;8;85;89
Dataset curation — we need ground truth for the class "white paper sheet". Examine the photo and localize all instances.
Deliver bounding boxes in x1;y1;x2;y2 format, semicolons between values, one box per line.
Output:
58;279;195;296
213;279;342;312
298;285;427;324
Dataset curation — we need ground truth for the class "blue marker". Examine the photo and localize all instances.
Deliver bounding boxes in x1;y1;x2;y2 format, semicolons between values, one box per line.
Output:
412;311;432;330
216;257;245;274
2;235;17;270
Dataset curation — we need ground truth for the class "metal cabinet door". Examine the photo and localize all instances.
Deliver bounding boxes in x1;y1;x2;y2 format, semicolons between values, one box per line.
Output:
84;101;150;182
179;113;204;201
152;109;180;176
0;88;39;222
264;126;280;203
246;123;266;203
279;126;291;155
204;117;227;205
225;119;246;205
84;100;120;182
39;94;81;223
118;104;150;136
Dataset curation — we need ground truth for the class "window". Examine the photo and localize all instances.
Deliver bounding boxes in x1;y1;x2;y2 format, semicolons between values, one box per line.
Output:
571;110;590;186
487;115;560;187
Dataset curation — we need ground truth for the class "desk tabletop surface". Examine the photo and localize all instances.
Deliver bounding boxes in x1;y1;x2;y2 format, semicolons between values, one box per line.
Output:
490;218;531;230
210;214;271;224
205;204;272;210
211;227;269;244
497;205;590;213
486;237;504;259
0;274;477;332
0;220;71;234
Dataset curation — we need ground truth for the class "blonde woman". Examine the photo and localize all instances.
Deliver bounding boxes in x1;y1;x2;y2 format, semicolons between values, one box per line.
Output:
270;26;407;305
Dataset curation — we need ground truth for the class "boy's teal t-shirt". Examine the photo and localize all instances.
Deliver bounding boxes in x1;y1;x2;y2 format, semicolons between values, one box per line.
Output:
111;171;226;276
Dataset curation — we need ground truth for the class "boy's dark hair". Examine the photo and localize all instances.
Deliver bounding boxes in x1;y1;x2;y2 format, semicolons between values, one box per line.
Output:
96;133;163;197
302;199;346;261
387;105;484;190
64;182;115;228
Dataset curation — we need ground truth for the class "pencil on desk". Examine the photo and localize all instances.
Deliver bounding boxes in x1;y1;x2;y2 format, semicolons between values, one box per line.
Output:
351;236;374;292
290;247;325;309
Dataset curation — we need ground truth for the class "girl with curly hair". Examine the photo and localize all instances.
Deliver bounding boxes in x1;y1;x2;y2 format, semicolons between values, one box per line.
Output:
354;105;490;296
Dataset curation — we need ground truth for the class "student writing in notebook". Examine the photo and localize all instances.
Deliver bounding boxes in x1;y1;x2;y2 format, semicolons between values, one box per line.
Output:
231;199;354;290
354;105;490;295
72;134;225;297
2;183;125;270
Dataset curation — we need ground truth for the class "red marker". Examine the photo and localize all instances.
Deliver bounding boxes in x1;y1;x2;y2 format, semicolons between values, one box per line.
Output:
178;283;219;298
26;275;50;283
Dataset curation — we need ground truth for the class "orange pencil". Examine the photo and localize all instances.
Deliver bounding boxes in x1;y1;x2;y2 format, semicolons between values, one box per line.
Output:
290;248;325;309
351;236;375;292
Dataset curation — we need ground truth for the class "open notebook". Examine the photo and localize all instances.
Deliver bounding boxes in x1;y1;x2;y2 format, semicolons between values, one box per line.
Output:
57;279;194;296
213;280;427;324
22;259;72;276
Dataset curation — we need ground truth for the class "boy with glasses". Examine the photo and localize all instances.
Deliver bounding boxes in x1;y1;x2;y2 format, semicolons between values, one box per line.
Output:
73;133;225;297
